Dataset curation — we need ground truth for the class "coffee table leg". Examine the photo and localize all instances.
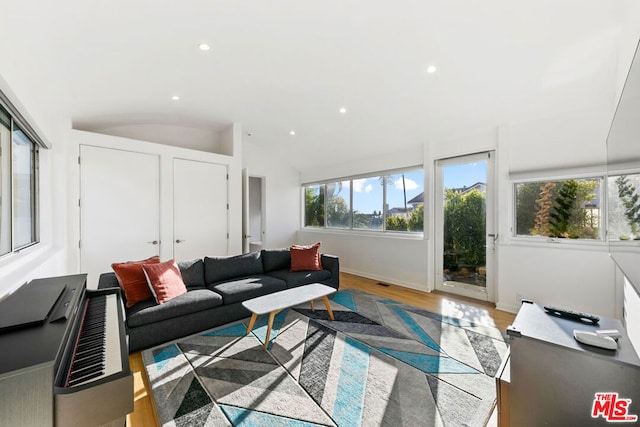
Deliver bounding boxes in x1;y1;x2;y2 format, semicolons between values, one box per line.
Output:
264;311;277;349
310;300;315;311
246;313;257;334
322;296;335;321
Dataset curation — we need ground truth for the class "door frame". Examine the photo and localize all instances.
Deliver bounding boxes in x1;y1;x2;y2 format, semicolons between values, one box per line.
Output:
434;151;497;302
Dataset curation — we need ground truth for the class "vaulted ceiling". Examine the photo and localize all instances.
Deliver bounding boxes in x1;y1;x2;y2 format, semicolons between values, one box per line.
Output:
1;1;639;169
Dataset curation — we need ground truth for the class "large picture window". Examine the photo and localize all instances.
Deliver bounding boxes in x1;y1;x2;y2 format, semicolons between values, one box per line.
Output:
303;167;424;234
514;177;601;240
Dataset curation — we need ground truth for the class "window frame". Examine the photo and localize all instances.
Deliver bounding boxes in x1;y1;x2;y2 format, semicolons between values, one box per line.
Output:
510;172;606;245
0;100;41;258
302;166;425;235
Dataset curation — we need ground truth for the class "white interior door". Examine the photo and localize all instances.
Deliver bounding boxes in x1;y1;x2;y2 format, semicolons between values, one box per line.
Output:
434;151;496;302
242;168;250;253
173;159;228;261
248;176;265;252
80;145;160;288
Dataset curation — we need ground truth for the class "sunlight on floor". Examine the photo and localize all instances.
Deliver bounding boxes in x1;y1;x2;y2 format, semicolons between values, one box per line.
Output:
440;298;497;328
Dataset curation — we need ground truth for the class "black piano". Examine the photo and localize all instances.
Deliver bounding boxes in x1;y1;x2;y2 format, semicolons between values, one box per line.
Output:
0;274;133;426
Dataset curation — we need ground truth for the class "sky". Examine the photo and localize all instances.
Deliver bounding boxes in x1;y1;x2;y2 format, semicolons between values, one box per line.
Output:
322;161;487;215
443;161;487;190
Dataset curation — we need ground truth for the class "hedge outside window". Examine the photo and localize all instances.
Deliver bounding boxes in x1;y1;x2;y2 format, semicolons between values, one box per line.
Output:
515;178;601;239
608;173;640;240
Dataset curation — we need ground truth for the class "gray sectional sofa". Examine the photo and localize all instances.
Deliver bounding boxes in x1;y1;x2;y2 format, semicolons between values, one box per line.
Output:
98;248;339;352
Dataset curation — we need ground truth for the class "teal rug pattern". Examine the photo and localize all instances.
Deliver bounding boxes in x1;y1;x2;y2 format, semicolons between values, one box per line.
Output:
142;289;509;426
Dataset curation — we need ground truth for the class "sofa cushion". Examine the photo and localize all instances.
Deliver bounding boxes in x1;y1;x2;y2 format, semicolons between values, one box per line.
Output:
142;259;187;304
267;269;331;288
111;255;160;307
208;275;286;305
290;242;322;271
177;258;206;289
261;248;291;272
126;288;223;328
204;252;264;285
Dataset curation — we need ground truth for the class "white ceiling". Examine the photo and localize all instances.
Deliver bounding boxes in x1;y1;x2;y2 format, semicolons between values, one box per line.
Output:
1;1;639;170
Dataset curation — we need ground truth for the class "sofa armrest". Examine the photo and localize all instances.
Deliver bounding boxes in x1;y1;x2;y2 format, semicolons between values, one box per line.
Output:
321;254;340;289
98;272;120;290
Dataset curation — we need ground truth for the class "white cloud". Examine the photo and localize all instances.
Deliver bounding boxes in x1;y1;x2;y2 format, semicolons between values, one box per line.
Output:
394;177;419;191
364;184;373;193
353;178;368;193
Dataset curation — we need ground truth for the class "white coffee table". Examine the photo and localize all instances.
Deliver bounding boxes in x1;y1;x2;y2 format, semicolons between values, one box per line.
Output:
242;283;336;349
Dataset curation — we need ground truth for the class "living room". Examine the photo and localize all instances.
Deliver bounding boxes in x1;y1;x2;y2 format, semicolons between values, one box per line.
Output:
1;1;640;426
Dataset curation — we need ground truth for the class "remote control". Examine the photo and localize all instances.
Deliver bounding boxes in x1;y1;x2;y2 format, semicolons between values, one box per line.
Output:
574;330;617;350
596;329;622;339
543;305;600;324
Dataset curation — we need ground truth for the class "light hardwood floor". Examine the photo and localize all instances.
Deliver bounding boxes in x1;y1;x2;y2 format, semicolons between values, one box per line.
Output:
126;272;516;426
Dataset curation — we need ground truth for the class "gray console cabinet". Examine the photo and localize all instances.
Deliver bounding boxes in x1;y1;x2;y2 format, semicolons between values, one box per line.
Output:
507;301;640;426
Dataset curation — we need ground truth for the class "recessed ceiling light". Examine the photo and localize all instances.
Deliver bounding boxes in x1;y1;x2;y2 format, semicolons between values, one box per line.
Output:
426;65;437;74
289;130;296;136
198;43;211;51
339;107;347;114
171;95;180;101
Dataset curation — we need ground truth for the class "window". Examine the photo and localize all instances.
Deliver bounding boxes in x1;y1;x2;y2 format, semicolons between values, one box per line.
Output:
514;178;601;239
304;184;325;227
12;126;37;248
353;176;383;230
0;102;40;255
326;180;350;229
303;167;424;233
608;173;640;240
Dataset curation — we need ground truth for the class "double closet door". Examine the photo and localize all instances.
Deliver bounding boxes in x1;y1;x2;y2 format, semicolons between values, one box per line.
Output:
79;145;228;286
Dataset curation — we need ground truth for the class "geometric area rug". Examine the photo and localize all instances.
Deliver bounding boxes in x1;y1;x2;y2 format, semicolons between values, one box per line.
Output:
142;288;509;426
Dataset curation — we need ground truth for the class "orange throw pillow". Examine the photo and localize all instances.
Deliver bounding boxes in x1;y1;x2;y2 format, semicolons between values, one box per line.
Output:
142;259;187;304
290;242;322;272
112;256;160;307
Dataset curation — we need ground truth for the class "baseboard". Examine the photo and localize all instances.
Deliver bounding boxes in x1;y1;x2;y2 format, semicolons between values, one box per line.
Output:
340;268;431;293
495;301;520;314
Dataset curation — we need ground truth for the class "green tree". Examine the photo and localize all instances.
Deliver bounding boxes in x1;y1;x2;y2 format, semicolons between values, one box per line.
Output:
533;182;556;236
443;189;486;271
515;182;539;235
549;180;578;237
304;186;324;227
408;204;424;231
616;175;640;236
326;194;350;228
386;214;408;231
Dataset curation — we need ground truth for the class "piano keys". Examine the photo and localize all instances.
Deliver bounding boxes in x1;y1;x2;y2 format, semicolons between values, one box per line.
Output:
0;274;133;427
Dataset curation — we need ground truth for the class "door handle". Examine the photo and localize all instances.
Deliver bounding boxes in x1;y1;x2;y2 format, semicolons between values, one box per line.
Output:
148;240;159;245
488;234;498;242
175;239;186;244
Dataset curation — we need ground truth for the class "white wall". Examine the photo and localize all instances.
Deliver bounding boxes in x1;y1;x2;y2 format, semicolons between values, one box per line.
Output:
65;127;243;287
298;145;430;291
242;139;301;249
0;78;68;300
293;106;622;316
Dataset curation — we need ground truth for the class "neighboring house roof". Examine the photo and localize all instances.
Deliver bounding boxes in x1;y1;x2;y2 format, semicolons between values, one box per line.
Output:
407;192;423;205
450;182;486;194
388;207;411;215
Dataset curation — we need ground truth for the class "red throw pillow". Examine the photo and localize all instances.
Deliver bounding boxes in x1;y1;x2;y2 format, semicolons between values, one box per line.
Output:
142;259;187;304
112;256;160;307
290;242;322;272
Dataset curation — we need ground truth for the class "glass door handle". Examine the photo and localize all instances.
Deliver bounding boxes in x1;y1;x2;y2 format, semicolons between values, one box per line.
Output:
488;234;498;241
175;239;186;244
